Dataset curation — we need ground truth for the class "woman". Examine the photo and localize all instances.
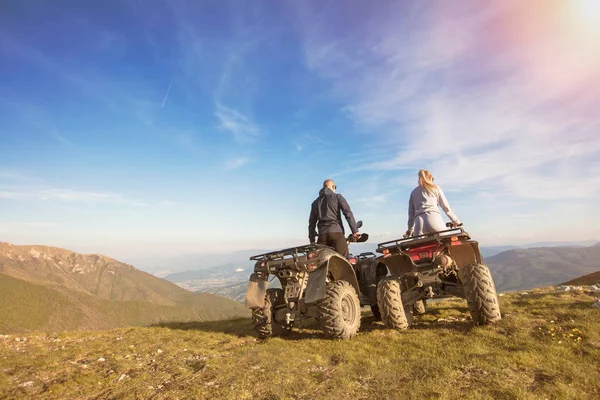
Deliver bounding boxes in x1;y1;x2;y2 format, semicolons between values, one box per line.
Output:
405;169;461;237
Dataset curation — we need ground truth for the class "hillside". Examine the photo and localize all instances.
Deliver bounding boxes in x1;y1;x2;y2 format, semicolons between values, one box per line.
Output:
1;288;598;399
0;243;248;333
561;271;600;286
486;246;600;292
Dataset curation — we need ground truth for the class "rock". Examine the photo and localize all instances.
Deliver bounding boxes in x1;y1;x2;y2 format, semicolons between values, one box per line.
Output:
97;358;106;362
520;292;529;296
556;285;571;292
593;299;600;309
498;293;505;296
118;374;128;382
571;286;583;292
157;349;163;355
19;381;34;388
589;285;600;292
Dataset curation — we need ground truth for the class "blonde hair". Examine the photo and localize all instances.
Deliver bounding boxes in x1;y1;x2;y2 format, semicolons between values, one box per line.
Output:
418;169;438;194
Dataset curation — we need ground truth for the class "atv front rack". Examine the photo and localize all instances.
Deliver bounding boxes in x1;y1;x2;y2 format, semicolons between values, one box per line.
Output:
377;227;470;253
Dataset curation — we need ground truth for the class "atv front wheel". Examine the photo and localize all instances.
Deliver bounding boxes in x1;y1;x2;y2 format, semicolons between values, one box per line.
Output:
251;288;292;338
377;277;409;330
317;281;361;339
413;300;427;315
459;263;501;325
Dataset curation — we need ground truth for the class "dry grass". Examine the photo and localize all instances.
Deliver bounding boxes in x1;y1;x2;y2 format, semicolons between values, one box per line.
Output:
1;288;599;399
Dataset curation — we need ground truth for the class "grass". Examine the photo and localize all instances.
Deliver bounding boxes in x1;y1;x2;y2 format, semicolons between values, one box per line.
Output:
1;288;599;399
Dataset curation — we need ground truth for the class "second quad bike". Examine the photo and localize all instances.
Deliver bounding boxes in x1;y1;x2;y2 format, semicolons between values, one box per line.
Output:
374;223;501;329
245;223;369;340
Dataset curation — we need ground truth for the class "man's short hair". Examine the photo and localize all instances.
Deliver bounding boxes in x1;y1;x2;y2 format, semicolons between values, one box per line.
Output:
323;179;334;188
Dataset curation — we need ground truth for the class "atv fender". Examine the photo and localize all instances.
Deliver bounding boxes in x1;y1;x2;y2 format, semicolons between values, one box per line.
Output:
305;255;360;304
447;241;482;268
245;273;268;309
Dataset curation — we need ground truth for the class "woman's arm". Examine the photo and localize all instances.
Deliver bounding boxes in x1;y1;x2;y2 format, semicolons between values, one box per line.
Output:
407;192;416;230
437;188;460;225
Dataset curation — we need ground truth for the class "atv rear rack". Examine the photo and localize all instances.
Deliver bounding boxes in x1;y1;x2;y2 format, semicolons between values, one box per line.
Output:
377;227;469;253
250;244;330;261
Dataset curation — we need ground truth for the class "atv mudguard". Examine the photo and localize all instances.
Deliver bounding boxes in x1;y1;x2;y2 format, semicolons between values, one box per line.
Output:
447;241;483;268
245;273;268;309
304;255;360;304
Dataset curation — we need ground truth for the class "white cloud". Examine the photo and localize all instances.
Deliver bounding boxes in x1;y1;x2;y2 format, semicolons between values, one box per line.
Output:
294;0;600;202
224;157;251;171
215;104;261;143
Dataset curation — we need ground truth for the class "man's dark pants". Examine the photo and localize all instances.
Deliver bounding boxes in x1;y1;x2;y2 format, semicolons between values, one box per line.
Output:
317;232;348;258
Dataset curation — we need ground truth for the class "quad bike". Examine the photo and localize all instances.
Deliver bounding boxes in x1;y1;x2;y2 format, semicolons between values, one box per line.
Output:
374;223;501;329
245;223;369;340
349;251;386;320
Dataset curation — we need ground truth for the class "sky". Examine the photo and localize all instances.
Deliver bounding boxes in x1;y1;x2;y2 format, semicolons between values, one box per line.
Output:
1;0;600;262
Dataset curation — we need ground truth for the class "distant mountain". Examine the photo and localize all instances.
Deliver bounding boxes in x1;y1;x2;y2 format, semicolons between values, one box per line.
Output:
561;271;600;286
0;242;248;333
595;242;600;247
126;249;268;276
480;245;519;258
519;240;599;248
165;263;246;281
486;246;600;292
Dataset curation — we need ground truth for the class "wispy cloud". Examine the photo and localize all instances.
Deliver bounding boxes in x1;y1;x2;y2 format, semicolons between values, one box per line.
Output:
293;141;304;152
294;0;600;202
224;157;251;171
304;134;331;146
161;81;172;108
0;187;147;206
215;104;261;143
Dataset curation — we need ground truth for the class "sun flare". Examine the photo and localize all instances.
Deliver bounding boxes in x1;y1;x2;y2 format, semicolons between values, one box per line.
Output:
571;0;600;32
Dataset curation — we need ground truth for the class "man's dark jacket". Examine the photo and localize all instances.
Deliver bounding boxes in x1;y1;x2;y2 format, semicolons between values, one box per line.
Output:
308;187;359;243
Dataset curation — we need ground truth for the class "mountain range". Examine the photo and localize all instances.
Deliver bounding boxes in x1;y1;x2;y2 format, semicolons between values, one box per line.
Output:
163;243;600;300
0;242;248;333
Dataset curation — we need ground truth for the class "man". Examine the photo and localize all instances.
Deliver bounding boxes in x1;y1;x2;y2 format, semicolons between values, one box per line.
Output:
308;179;360;258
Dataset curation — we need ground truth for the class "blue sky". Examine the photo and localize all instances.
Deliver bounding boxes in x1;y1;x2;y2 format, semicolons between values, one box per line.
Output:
1;0;599;261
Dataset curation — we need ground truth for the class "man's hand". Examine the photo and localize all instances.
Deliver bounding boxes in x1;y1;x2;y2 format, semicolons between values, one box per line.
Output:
403;229;413;238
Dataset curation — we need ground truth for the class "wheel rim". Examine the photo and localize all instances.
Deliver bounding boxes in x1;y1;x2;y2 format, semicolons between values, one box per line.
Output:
341;294;357;323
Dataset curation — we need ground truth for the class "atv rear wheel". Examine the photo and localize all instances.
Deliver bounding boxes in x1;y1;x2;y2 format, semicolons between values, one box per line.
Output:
317;281;361;339
251;288;292;338
377;277;409;330
459;263;502;325
413;300;427;315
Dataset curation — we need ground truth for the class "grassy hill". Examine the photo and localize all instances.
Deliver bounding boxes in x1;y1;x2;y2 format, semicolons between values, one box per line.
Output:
0;274;247;333
0;243;248;333
486;246;600;292
0;288;598;399
561;271;600;286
